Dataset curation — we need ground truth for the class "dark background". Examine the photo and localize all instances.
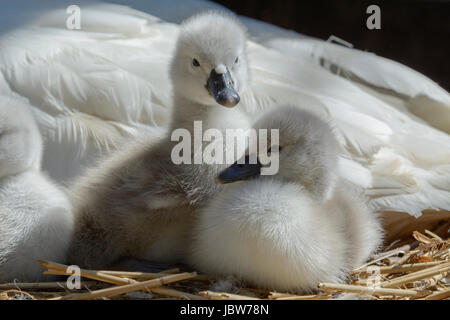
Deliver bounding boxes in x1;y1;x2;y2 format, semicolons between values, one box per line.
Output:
213;0;450;91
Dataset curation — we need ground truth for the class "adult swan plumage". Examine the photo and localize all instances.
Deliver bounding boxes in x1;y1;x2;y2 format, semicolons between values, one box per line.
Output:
0;1;449;240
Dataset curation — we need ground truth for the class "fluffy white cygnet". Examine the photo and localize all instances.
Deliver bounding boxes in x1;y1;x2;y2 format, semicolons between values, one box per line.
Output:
189;106;383;292
0;98;73;282
67;11;251;269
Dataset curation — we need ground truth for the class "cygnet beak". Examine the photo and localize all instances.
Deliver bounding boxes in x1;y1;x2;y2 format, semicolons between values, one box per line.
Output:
216;155;261;184
206;68;240;108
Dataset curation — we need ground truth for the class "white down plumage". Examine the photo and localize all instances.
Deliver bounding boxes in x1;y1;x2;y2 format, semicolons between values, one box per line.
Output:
0;98;73;282
189;106;383;292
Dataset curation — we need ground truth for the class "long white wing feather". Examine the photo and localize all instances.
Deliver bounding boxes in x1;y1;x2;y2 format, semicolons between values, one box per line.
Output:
247;40;450;215
0;3;172;182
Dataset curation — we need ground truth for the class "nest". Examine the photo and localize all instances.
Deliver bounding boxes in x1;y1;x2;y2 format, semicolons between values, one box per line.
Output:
0;230;448;300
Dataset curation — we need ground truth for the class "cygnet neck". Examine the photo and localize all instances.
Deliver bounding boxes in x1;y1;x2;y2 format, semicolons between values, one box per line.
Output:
169;96;243;134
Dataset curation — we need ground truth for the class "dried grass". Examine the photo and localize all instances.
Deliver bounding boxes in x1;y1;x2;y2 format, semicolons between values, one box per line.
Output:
0;230;448;300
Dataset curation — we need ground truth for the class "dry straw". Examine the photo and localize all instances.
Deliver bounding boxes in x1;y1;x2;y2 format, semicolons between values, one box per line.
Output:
0;230;448;300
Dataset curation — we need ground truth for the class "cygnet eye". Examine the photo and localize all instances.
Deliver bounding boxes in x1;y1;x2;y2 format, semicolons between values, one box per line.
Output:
192;58;200;67
235;57;239;64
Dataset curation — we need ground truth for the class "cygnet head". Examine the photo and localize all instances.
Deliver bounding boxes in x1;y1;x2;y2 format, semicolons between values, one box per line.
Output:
0;99;42;178
218;106;339;201
170;11;248;108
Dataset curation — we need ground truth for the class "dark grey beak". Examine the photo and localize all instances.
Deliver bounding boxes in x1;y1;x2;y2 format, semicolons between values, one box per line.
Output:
216;156;261;184
207;68;240;108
